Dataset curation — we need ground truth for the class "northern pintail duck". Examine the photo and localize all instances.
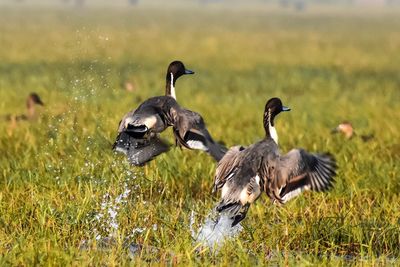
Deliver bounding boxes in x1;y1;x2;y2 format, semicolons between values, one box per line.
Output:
122;81;136;92
6;92;44;121
213;97;337;226
113;61;226;166
331;121;374;142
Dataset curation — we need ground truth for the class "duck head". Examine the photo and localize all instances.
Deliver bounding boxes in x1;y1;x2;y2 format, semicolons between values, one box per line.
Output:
263;97;290;144
165;61;194;99
331;121;354;139
27;93;44;106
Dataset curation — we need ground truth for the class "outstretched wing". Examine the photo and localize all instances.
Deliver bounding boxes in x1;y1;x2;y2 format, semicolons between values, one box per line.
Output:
268;149;336;203
113;129;170;166
125;135;170;166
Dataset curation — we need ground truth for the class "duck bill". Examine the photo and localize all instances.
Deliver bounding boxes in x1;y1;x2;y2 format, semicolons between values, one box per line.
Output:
184;69;194;75
282;106;290;112
331;127;339;134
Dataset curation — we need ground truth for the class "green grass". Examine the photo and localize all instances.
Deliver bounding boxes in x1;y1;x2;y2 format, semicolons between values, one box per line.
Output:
0;5;400;266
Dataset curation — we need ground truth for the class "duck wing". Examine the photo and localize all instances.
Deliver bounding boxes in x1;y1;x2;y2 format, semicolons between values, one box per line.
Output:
113;123;170;166
213;145;245;193
172;108;227;161
117;106;168;137
265;149;337;203
125;135;170;166
113;131;136;155
113;100;170;152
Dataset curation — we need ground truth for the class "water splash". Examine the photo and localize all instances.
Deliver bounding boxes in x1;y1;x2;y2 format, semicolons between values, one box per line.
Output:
191;210;243;251
92;182;131;241
79;166;151;253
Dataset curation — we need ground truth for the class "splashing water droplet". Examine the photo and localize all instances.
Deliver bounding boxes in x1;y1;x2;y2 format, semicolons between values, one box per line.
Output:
192;211;243;251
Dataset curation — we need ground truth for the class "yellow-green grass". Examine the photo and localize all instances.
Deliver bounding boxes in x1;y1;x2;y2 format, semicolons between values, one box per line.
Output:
0;5;399;266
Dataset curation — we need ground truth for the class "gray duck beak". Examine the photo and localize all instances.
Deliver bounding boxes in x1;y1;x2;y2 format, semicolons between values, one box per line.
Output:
184;69;194;75
282;106;290;112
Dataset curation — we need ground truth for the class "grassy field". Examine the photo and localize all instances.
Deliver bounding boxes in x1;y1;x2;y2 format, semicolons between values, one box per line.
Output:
0;4;400;266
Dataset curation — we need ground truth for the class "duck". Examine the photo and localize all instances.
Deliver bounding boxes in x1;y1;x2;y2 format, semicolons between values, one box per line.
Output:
331;121;374;142
5;92;44;121
122;80;136;92
113;61;226;166
213;97;337;226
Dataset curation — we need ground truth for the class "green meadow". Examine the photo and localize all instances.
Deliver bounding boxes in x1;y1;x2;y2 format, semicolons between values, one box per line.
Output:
0;3;399;265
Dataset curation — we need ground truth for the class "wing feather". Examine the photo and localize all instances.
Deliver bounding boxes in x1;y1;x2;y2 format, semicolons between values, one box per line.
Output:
172;108;227;161
269;149;337;203
126;136;170;166
213;145;245;193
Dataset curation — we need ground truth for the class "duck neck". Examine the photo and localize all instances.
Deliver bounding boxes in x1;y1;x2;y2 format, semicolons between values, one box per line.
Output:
165;72;176;99
26;99;35;118
264;110;278;144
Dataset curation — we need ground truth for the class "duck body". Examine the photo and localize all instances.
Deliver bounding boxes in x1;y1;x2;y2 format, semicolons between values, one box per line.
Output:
216;139;277;201
214;139;278;225
114;95;226;164
113;95;177;164
214;98;336;226
118;96;178;134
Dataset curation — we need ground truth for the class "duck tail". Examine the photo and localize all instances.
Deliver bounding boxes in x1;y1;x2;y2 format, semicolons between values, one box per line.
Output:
215;201;249;227
207;142;228;162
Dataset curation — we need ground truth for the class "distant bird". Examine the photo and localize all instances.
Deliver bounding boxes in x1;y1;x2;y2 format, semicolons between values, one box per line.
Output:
4;92;44;136
113;61;226;166
122;81;136;92
213;98;337;226
331;121;374;142
5;92;44;121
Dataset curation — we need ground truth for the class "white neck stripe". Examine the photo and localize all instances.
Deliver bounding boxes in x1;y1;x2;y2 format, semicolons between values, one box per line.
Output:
269;121;278;144
267;109;278;144
170;73;176;99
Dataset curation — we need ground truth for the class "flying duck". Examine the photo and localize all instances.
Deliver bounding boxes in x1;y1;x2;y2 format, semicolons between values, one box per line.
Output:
213;97;337;226
331;121;374;142
6;92;44;121
113;61;226;166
